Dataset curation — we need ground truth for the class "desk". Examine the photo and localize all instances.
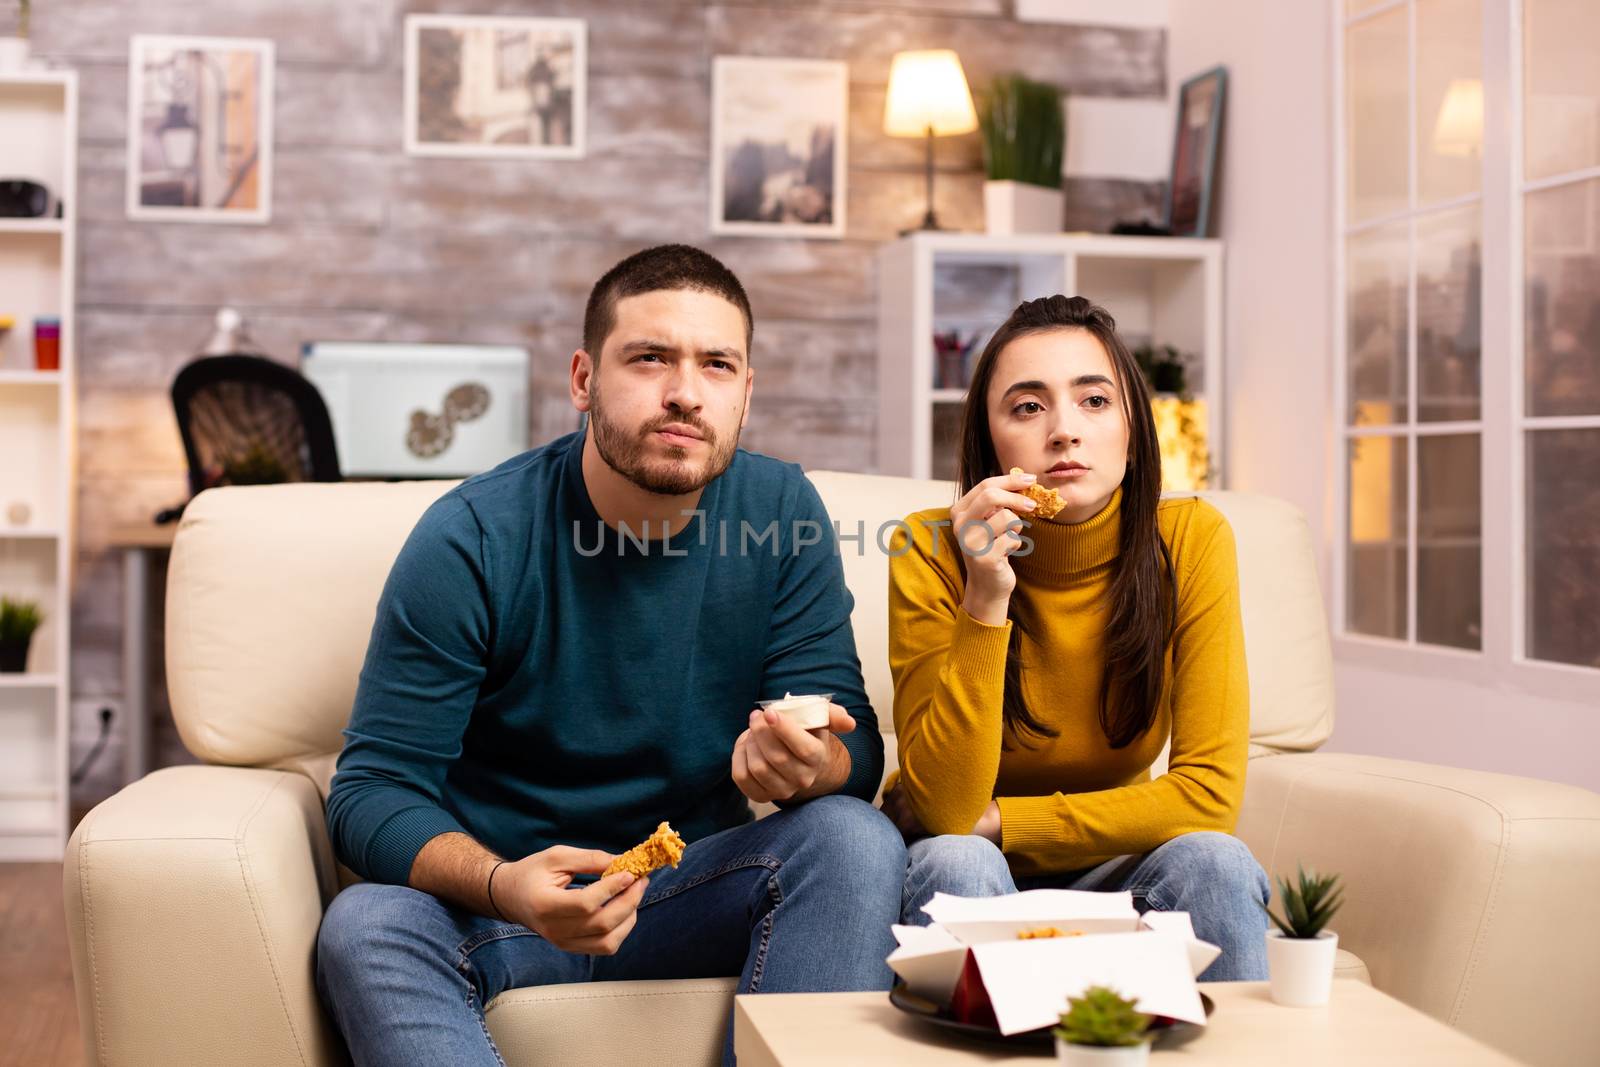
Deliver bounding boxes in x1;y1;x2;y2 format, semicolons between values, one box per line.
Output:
733;982;1523;1066
108;522;177;784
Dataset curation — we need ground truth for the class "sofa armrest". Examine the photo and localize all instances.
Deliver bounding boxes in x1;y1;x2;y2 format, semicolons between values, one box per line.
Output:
1237;752;1600;1067
64;765;347;1067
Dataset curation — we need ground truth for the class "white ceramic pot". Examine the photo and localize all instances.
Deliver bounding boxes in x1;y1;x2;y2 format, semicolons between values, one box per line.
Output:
1054;1038;1150;1067
983;179;1064;235
1266;929;1339;1007
0;37;30;73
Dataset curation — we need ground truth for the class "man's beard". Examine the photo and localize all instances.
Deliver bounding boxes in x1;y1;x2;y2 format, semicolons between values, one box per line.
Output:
588;380;742;496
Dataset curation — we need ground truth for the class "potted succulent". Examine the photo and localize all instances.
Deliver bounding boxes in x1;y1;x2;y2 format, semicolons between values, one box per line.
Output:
0;595;44;673
0;1;30;72
1053;985;1153;1067
978;73;1065;235
1262;865;1345;1007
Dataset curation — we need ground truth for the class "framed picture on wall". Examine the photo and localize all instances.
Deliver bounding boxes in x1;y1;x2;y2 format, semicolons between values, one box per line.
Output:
711;57;848;239
126;35;275;224
1163;65;1227;239
404;14;587;159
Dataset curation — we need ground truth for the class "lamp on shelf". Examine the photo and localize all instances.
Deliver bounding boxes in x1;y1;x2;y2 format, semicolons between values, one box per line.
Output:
883;49;978;232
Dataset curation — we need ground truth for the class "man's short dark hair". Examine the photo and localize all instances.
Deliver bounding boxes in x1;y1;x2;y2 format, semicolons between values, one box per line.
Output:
583;244;754;361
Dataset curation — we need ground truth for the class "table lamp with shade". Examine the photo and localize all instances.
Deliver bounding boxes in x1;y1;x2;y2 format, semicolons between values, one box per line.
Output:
883;49;977;232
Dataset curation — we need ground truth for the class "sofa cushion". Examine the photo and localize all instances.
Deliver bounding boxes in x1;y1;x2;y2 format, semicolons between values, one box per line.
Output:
166;480;458;768
485;978;733;1067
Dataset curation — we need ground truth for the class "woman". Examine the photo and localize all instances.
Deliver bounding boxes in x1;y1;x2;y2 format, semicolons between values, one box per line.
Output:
883;295;1268;980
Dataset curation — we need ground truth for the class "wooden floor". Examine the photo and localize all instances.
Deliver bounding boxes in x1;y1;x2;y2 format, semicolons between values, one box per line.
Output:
0;863;83;1067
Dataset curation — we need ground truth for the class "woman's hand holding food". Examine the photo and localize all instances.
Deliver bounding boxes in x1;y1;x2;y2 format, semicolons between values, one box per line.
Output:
950;470;1038;625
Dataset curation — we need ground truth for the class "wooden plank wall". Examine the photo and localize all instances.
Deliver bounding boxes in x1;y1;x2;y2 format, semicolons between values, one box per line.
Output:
9;0;1164;806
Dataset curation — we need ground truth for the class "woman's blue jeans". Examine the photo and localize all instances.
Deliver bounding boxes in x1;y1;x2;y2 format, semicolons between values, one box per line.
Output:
315;795;906;1066
901;831;1270;981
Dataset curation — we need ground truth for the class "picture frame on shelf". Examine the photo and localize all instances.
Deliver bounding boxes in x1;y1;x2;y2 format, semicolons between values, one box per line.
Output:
126;35;275;224
710;56;847;239
403;14;587;160
1163;65;1226;239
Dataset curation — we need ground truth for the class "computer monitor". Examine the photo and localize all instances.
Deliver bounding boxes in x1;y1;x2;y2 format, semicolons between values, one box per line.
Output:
300;341;530;479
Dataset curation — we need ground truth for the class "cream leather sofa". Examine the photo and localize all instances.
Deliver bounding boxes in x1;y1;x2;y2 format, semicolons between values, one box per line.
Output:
65;472;1600;1067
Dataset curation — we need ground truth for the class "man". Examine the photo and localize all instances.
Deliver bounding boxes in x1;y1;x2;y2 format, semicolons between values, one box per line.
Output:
316;244;904;1066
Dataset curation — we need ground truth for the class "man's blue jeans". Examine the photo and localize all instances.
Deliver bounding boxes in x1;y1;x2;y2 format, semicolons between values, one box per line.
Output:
316;795;906;1066
901;831;1270;981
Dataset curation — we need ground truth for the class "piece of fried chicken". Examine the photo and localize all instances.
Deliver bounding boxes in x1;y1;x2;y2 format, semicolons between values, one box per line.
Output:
1009;467;1066;519
1017;926;1086;939
603;822;686;878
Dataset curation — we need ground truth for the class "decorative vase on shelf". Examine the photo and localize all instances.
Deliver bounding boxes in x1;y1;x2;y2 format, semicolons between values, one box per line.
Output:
2;0;32;73
983;179;1065;235
0;596;43;673
0;37;29;73
0;636;29;673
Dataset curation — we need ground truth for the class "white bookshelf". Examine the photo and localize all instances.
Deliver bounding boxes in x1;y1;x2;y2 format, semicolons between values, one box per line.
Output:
876;232;1225;484
0;70;77;860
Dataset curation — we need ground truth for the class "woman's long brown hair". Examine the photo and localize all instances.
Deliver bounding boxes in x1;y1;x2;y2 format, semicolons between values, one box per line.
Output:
956;295;1175;750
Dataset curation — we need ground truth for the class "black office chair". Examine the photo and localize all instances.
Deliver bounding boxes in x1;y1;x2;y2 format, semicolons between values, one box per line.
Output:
158;354;341;521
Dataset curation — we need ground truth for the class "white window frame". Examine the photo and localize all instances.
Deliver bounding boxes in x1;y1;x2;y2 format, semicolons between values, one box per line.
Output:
1332;0;1600;704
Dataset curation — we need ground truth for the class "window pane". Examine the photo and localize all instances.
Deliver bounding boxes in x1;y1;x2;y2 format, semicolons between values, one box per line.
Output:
1526;429;1600;667
1417;0;1482;204
1525;178;1600;416
1348;435;1409;639
1348;223;1409;426
1417;434;1481;649
1347;10;1409;224
1417;207;1481;421
1524;0;1600;182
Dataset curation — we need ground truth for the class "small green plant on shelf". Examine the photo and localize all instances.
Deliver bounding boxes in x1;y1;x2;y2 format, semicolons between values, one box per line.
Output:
0;596;44;672
0;596;43;643
1132;342;1189;396
1262;865;1344;939
1053;985;1152;1048
978;73;1064;189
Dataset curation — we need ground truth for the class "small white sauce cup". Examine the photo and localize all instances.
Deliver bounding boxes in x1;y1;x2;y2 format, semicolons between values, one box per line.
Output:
755;692;834;730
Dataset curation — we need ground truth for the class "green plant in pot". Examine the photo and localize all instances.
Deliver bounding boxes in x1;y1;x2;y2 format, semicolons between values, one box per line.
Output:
0;596;44;673
1053;985;1152;1067
1132;343;1188;396
978;73;1065;235
1262;865;1345;1007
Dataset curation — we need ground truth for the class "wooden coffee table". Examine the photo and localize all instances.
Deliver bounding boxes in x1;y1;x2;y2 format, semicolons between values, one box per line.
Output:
734;980;1522;1065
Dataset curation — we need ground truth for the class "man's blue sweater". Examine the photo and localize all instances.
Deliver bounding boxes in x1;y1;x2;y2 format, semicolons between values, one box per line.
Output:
326;430;881;886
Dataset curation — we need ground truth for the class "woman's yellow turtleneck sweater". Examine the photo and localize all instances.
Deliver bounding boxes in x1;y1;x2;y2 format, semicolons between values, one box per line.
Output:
887;487;1249;877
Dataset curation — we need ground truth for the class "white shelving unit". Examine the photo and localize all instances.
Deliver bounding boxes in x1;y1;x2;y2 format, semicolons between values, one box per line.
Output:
876;232;1224;484
0;70;77;860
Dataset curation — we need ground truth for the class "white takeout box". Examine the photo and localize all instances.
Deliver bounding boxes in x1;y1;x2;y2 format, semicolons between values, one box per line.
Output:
887;890;1220;1035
